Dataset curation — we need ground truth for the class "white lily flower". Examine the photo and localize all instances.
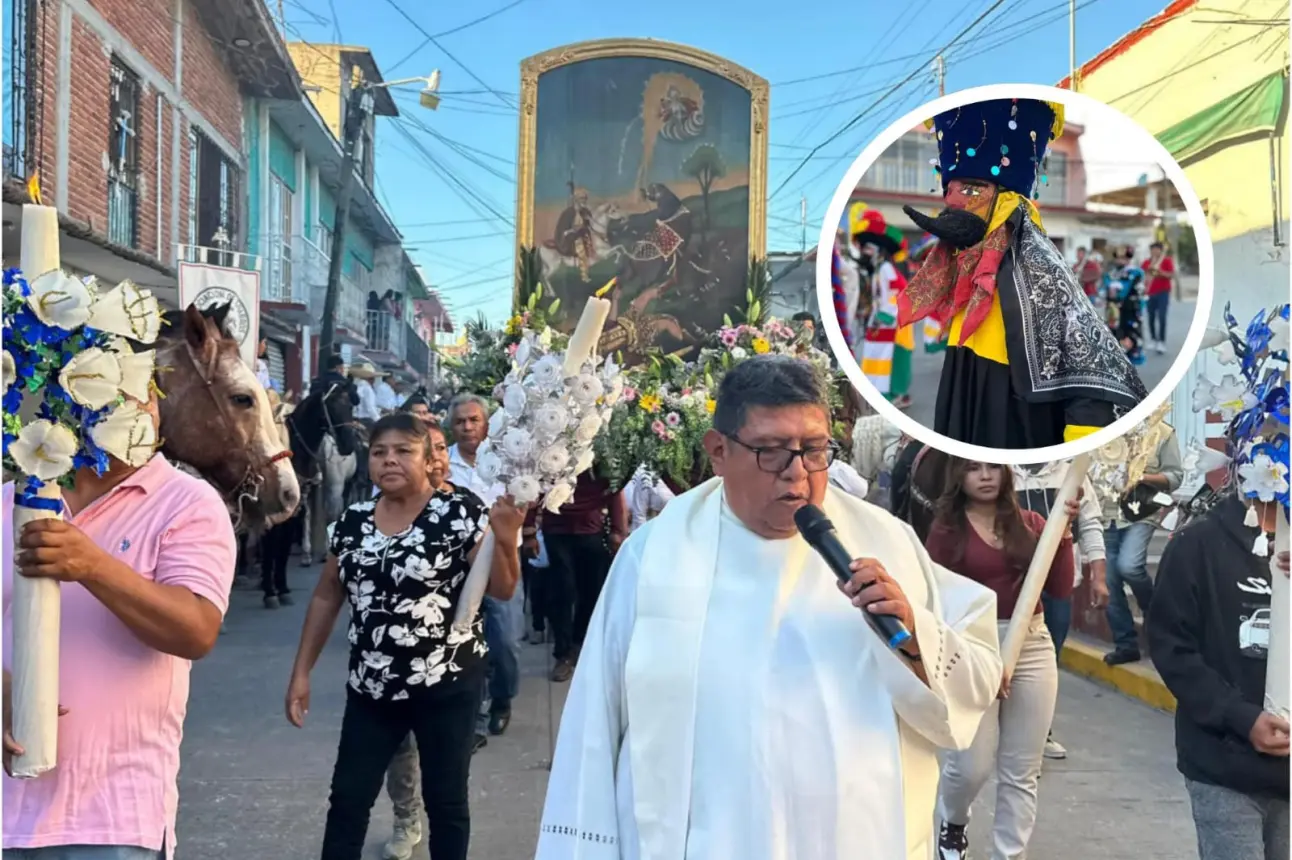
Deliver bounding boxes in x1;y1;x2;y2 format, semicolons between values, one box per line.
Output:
507;474;541;506
3;349;16;390
27;270;93;330
114;347;156;402
1237;453;1290;502
90;399;157;466
1199;326;1230;350
9;419;78;481
87;280;163;344
1183;441;1232;476
1216;340;1238;365
58;347;123;409
544;480;575;513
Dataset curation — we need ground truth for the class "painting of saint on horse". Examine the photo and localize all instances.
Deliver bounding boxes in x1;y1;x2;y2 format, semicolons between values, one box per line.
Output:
519;41;768;362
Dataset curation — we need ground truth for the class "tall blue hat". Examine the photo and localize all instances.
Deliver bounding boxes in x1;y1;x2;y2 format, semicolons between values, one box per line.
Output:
929;98;1065;198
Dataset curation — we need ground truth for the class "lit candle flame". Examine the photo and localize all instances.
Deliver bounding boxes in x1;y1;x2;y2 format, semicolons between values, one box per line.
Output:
26;171;43;206
595;277;617;298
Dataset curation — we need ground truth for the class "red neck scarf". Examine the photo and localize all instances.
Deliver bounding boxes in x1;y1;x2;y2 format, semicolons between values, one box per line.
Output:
896;221;1011;344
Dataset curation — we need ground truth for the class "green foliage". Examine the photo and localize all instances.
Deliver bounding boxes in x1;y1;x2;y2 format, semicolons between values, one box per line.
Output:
732;257;770;325
516;246;543;313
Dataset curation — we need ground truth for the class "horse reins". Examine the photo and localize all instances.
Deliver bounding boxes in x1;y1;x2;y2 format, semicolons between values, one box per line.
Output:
178;339;293;529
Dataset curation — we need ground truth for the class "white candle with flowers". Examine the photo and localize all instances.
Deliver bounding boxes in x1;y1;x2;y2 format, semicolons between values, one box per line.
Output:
4;203;166;778
452;306;624;631
7;203;68;777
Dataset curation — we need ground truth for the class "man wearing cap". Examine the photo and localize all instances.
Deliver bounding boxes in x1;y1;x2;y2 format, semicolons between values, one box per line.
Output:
898;99;1146;449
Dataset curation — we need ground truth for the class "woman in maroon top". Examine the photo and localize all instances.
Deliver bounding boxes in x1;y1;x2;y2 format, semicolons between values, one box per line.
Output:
926;459;1077;860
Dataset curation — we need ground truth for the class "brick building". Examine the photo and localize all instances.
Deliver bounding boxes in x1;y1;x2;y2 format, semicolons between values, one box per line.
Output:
1;0;297;306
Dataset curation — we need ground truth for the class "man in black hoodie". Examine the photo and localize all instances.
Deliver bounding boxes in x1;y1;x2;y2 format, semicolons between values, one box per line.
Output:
1149;495;1290;860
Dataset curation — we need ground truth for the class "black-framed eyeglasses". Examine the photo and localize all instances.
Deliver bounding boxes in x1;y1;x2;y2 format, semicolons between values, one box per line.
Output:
727;435;838;474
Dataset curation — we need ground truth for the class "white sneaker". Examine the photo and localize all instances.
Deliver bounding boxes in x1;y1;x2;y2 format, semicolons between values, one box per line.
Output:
1044;736;1068;760
383;817;423;860
1155;341;1166;354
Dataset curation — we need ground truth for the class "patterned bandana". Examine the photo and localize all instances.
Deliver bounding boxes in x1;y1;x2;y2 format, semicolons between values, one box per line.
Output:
897;191;1040;343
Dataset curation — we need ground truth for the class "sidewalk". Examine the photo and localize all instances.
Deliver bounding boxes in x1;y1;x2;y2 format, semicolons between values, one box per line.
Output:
1061;634;1175;713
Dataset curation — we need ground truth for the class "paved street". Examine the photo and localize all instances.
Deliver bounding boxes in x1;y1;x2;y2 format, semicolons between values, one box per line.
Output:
903;298;1198;431
176;566;1197;859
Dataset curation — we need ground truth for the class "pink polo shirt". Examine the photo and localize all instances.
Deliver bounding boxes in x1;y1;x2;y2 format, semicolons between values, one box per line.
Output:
2;455;236;856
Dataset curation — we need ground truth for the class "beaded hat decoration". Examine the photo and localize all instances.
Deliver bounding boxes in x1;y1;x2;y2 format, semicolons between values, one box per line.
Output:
924;98;1065;199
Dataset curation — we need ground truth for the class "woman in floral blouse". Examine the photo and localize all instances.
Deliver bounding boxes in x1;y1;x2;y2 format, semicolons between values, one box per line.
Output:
285;412;524;860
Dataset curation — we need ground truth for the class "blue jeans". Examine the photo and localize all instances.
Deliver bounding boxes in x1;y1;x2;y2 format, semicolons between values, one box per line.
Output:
6;848;163;860
1104;521;1155;652
1147;291;1170;342
478;592;522;729
1041;592;1072;655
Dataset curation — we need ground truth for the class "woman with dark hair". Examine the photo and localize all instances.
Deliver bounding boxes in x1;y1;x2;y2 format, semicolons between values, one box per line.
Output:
284;413;525;860
927;458;1077;860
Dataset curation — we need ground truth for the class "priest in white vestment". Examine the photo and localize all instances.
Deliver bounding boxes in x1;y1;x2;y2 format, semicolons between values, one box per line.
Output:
536;355;1003;860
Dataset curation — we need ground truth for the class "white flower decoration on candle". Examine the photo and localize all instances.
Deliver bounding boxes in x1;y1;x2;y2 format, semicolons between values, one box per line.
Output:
1237;454;1290;503
488;408;509;438
604;375;625;405
502;383;528;417
571;373;604;405
475;447;503;484
529;355;564;390
575;413;602;444
537;327;553;349
575;447;595;475
533;401;570;438
91;400;158;466
1216;340;1238;365
499;427;534;461
544;479;574;513
27;270;93;330
87;279;163;344
9;420;78;481
107;339;156;402
514;336;533;367
1193;374;1258;419
2;349;15;391
58;347;123;410
507;475;541;506
538;444;571;476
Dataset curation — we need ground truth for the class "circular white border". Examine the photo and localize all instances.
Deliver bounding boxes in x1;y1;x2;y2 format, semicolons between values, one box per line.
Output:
816;82;1214;466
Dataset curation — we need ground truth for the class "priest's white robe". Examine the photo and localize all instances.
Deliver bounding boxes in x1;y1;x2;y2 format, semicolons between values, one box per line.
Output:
536;479;1001;860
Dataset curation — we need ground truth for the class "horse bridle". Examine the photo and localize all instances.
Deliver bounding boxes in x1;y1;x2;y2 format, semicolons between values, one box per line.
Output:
178;338;294;528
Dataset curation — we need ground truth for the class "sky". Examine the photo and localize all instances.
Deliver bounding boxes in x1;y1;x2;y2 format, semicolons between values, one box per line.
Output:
281;0;1175;328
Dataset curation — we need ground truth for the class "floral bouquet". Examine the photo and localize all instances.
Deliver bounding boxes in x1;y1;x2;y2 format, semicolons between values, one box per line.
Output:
596;370;716;495
3;264;164;779
696;317;829;377
1187;302;1290;543
450;296;623;631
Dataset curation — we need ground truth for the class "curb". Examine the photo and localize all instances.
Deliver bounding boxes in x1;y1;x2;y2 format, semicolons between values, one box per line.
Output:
1060;637;1176;713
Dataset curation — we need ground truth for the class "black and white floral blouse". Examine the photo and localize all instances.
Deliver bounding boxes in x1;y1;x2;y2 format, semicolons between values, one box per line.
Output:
329;487;490;702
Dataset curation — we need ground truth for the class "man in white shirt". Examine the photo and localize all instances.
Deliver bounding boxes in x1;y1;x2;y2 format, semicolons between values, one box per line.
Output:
373;370;400;415
537;355;1001;860
350;362;381;423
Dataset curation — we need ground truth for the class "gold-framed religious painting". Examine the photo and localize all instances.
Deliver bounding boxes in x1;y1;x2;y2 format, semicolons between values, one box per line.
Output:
516;39;769;362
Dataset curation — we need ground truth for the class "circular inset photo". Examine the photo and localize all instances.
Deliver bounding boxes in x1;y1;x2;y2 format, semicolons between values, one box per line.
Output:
817;84;1213;465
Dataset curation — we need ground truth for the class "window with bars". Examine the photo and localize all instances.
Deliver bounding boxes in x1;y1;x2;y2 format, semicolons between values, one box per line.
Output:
3;0;36;181
187;126;241;263
861;134;941;194
267;175;294;300
1036;152;1069;206
108;56;141;248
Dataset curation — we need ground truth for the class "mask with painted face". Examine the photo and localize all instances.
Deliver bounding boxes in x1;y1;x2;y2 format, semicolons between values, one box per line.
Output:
902;179;1000;250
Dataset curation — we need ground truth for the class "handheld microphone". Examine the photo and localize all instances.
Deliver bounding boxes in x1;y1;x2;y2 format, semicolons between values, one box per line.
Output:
794;503;912;651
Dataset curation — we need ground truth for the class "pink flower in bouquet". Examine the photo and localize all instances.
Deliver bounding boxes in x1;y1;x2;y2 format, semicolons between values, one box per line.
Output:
507;343;518;357
719;329;739;347
665;411;681;427
681;387;692;396
651;419;668;438
623;385;638;402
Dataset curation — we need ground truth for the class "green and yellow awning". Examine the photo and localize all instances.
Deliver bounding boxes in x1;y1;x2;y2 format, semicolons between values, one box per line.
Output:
1157;70;1289;166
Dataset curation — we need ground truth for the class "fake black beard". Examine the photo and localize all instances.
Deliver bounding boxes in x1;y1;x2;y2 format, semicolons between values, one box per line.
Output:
903;205;989;250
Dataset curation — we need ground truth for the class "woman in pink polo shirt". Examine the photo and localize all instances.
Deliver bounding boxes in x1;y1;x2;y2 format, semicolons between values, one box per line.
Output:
285;413;524;860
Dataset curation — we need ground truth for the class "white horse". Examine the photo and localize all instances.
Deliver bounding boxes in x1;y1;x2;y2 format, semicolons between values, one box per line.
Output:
538;202;624;276
299;436;357;567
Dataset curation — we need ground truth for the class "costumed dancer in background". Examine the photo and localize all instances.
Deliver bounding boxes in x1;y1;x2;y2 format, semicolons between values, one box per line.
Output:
854;209;913;409
1113;267;1148;366
831;241;856;350
897;98;1147;448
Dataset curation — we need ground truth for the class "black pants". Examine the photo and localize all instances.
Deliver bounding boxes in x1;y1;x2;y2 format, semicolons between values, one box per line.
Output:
260;518;297;597
523;558;550;632
545;533;612;661
320;682;478;860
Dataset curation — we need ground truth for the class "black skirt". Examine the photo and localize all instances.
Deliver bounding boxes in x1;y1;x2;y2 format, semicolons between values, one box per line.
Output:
933;346;1068;449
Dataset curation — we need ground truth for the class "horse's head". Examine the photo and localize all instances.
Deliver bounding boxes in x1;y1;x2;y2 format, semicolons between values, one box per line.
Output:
289;379;359;471
155;304;301;530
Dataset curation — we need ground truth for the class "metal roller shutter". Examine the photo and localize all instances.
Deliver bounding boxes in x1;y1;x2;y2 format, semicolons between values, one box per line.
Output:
266;340;287;391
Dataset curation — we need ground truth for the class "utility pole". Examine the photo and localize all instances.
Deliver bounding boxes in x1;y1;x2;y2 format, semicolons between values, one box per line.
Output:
1069;0;1078;92
317;83;372;363
800;195;807;255
934;54;946;97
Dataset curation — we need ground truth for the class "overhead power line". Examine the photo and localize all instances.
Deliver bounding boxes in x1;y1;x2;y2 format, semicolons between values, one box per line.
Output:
378;0;517;110
386;0;530;75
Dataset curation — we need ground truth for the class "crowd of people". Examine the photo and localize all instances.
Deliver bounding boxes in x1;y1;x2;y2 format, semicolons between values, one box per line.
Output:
0;343;1284;860
1074;241;1181;365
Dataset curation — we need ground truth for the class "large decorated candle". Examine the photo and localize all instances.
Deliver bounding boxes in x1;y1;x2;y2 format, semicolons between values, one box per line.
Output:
562;293;612;377
4;202;165;779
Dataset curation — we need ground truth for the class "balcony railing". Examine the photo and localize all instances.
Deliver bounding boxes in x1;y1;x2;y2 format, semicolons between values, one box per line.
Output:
365;310;406;356
177;244;262;274
404;323;432;377
262;234;327;305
